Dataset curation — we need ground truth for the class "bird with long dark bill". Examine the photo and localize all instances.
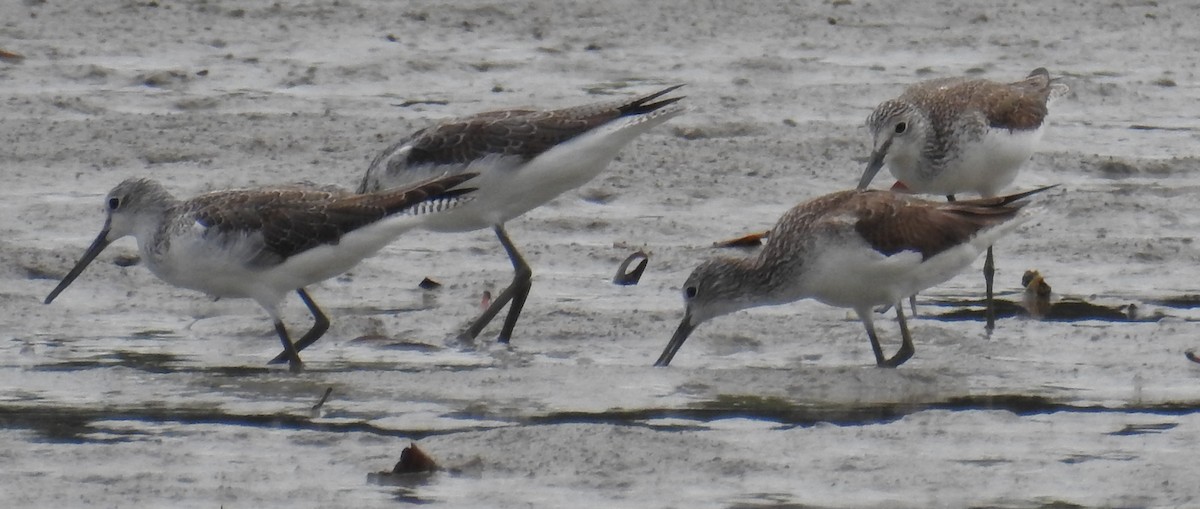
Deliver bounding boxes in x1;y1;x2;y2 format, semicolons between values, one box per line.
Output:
45;173;477;372
858;68;1068;331
359;86;685;345
656;185;1056;368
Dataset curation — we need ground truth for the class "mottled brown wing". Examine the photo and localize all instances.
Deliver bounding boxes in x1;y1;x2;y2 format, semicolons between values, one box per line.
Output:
980;69;1052;130
360;86;684;193
405;85;684;167
905;72;1051;131
967;69;1053;131
193;173;475;266
851;191;1023;260
402;109;540;166
332;172;475;217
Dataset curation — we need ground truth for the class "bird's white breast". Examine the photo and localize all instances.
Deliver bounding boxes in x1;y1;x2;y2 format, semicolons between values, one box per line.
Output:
897;125;1043;197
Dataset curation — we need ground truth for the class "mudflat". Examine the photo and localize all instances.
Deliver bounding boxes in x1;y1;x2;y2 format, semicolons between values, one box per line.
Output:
2;1;1198;507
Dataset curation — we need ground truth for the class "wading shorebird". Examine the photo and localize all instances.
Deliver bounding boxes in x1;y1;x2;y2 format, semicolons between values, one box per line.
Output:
358;85;686;344
654;185;1055;368
857;68;1069;331
44;173;477;372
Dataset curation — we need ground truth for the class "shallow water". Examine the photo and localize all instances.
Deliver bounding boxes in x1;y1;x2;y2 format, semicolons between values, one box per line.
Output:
3;1;1200;507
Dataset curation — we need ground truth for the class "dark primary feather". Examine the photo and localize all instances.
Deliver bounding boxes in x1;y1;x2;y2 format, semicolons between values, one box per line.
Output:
190;173;475;266
359;85;684;192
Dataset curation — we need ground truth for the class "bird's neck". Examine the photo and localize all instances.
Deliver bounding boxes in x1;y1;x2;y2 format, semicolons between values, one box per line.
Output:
715;256;797;311
132;202;179;262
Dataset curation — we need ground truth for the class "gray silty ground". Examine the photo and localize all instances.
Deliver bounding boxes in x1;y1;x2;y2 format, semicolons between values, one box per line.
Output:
2;1;1200;507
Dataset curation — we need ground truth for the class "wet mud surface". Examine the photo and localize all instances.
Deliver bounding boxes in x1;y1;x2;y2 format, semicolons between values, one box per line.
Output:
3;0;1200;507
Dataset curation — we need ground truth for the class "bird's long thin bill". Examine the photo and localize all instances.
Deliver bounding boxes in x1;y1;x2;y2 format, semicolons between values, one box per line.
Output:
654;315;696;367
857;137;891;190
44;229;112;304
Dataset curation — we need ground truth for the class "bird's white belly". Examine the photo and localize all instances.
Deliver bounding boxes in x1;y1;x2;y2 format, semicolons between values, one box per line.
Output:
801;245;922;309
418;155;609;232
146;234;264;299
145;214;426;302
801;239;992;310
419;110;675;232
899;126;1043;197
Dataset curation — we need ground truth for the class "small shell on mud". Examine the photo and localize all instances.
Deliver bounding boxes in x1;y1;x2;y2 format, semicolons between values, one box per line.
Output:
613;250;649;286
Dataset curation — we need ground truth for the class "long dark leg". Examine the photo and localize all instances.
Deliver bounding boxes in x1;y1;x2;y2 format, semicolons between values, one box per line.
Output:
904;198;957;321
948;193;997;332
984;246;996;333
883;302;915;368
273;320;304;373
458;224;533;344
293;288;330;352
857;309;887;367
269;288;329;365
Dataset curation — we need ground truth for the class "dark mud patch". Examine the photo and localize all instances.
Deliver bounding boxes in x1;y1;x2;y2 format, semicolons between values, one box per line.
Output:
0;404;502;443
27;355;484;376
493;394;1200;431
921;298;1149;322
1108;422;1178;436
31;350;186;374
727;496;826;509
9;395;1198;444
1149;294;1200;309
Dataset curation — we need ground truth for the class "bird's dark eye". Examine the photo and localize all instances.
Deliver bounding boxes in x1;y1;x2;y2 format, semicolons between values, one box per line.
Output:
108;197;120;210
894;121;907;134
684;286;698;299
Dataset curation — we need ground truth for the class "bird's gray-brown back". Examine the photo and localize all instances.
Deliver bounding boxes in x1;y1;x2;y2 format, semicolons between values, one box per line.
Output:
176;173;474;268
358;85;684;193
896;68;1056;133
762;190;1031;266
